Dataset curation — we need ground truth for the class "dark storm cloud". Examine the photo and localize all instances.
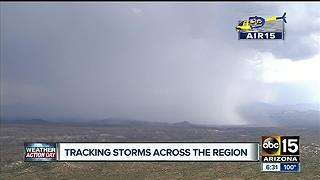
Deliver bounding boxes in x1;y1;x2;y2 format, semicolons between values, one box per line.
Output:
1;2;319;124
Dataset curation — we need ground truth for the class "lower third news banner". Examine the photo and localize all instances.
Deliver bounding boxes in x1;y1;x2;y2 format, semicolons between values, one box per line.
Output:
24;142;259;162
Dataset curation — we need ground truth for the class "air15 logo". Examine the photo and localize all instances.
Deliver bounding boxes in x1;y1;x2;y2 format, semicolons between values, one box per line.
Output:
262;136;299;156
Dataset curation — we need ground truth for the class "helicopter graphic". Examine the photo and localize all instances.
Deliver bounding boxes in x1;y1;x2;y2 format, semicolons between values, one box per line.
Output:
236;12;287;31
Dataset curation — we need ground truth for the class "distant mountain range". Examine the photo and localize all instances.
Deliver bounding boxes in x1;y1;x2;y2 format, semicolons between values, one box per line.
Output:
238;102;320;127
2;103;318;128
91;118;167;126
1;118;51;125
91;119;199;127
1;118;199;128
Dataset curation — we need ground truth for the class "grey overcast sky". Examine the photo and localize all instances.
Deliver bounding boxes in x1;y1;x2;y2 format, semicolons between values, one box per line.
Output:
1;2;320;124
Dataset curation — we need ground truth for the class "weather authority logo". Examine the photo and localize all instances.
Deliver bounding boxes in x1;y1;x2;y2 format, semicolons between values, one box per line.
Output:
236;12;287;40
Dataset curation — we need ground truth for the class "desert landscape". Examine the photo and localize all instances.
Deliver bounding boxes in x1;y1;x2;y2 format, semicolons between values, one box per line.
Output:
1;120;319;179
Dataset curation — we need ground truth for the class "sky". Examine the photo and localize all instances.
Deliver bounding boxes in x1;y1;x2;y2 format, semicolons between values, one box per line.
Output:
1;2;320;125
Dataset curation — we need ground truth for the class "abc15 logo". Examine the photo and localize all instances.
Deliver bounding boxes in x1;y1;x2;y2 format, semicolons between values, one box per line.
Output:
261;136;299;156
